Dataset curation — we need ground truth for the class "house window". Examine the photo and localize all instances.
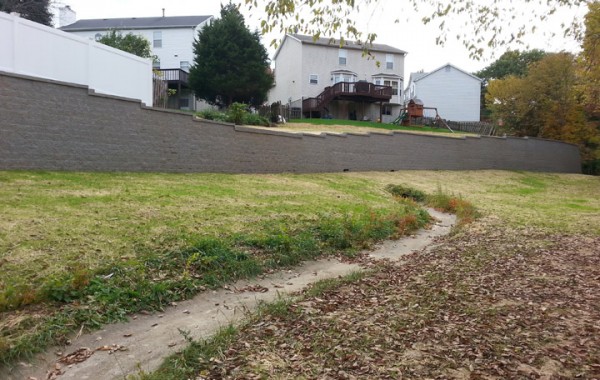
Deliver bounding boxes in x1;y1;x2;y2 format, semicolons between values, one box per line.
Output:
382;104;392;115
153;31;162;48
332;73;356;83
309;74;319;85
180;61;190;71
179;97;190;110
338;49;347;66
384;80;399;96
386;54;394;70
153;58;160;69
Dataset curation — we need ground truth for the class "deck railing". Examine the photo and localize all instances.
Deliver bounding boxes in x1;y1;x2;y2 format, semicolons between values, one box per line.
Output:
156;69;189;84
302;81;392;112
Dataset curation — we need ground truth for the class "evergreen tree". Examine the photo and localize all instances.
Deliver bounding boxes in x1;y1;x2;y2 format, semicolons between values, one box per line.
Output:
189;3;274;107
0;0;52;26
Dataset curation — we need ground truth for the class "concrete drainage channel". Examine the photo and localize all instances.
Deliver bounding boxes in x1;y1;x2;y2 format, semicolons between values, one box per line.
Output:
7;209;456;380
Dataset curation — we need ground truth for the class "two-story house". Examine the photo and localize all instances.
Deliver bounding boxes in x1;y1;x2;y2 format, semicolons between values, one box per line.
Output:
60;11;212;110
269;34;406;122
404;63;482;122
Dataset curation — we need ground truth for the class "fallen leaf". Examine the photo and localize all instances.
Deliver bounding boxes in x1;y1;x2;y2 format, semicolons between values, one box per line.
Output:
58;347;94;365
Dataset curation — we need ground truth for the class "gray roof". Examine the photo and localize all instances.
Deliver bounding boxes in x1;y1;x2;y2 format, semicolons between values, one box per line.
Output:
410;63;482;83
60;15;212;31
410;72;428;81
407;72;428;85
290;34;407;55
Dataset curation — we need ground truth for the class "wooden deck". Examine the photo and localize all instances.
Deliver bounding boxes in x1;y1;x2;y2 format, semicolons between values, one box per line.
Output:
302;81;392;115
156;69;189;84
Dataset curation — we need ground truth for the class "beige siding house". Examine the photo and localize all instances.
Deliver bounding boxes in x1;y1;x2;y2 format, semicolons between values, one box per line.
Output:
269;34;406;122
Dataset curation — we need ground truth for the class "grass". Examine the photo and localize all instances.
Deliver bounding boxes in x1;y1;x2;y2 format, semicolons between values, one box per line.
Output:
129;324;240;380
350;171;600;235
0;171;428;365
1;170;598;369
139;171;599;379
266;118;474;138
0;171;405;305
288;118;455;133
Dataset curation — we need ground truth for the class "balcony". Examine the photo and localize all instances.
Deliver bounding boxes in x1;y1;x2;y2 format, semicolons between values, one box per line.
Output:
302;81;392;116
156;69;189;85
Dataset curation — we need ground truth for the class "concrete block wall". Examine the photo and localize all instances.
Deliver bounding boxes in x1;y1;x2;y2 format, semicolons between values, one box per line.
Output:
0;71;582;173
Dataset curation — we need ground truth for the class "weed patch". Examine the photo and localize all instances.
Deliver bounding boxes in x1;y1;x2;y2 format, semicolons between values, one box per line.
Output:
195;103;269;126
425;187;479;224
384;184;427;202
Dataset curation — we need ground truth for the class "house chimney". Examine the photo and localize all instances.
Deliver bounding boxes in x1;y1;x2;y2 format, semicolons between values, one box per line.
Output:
162;8;165;17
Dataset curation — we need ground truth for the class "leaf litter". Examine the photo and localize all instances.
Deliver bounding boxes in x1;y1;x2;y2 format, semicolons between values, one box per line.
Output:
197;217;600;379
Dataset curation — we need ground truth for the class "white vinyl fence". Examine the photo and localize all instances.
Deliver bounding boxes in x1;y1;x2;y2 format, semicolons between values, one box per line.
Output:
0;11;152;105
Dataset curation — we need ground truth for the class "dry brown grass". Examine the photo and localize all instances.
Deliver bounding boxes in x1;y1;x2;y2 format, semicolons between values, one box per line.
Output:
251;122;472;138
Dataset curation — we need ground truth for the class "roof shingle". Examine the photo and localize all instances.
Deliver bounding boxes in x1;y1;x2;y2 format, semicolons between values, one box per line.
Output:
290;34;406;55
60;15;212;31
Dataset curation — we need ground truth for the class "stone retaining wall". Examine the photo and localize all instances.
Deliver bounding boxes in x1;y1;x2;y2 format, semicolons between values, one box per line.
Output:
0;71;582;173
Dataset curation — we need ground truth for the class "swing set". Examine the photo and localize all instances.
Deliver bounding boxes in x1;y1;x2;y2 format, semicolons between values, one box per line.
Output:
392;99;454;133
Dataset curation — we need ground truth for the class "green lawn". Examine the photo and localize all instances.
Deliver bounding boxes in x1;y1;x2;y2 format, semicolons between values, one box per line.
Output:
288;118;456;133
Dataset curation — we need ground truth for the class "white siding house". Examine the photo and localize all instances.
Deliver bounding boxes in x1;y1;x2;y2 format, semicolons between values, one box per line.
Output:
60;14;213;110
270;34;406;122
404;63;482;122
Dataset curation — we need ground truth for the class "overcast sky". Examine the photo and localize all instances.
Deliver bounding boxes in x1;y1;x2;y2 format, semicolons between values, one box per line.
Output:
53;0;588;80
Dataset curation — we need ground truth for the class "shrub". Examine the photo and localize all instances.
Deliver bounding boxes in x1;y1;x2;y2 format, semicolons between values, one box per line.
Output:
195;109;228;122
196;106;269;126
244;113;270;127
384;184;426;202
228;102;248;125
